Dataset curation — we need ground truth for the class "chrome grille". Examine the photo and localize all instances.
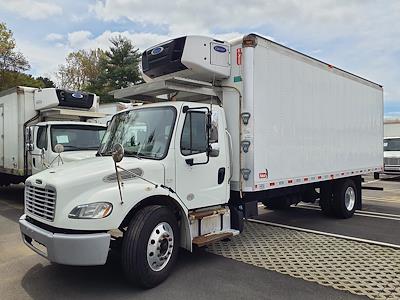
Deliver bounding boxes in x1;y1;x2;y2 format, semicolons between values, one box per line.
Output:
25;183;56;221
384;157;400;166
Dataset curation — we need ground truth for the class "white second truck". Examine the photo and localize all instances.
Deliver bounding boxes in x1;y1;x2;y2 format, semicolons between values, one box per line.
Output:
0;86;106;186
19;34;383;288
374;120;400;179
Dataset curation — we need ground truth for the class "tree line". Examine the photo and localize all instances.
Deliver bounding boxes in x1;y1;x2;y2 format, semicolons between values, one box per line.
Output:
0;22;55;90
0;22;142;102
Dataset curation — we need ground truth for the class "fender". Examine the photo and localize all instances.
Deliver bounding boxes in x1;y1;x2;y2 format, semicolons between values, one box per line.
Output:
119;192;192;251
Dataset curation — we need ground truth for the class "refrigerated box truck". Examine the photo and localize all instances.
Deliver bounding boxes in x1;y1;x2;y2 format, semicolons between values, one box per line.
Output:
374;120;400;178
0;86;106;186
19;34;383;288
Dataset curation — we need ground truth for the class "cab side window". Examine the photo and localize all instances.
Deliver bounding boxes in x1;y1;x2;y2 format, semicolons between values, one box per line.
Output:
36;126;48;150
181;112;208;156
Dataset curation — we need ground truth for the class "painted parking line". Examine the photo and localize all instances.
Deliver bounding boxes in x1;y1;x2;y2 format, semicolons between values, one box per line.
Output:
259;202;400;220
363;196;400;203
362;179;380;185
294;204;400;221
248;218;400;249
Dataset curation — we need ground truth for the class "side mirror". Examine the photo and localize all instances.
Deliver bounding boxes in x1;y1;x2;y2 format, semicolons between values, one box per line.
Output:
209;143;220;157
54;144;64;154
25;127;34;152
112;144;124;163
25;143;34;152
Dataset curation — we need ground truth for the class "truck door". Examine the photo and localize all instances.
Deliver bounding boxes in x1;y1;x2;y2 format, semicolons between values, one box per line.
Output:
0;105;3;167
31;125;48;174
175;106;229;210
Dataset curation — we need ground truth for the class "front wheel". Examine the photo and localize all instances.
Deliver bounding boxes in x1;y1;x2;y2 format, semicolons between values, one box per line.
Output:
332;179;357;219
373;172;380;180
122;205;179;288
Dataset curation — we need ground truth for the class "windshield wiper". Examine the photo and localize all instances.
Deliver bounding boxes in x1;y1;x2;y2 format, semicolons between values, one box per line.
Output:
61;145;99;151
125;150;142;160
78;146;100;150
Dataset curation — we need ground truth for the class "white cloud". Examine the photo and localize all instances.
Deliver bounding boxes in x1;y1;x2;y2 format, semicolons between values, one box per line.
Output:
17;39;67;78
67;31;93;49
45;33;64;41
64;30;249;55
7;0;400;107
0;0;62;20
88;0;400;103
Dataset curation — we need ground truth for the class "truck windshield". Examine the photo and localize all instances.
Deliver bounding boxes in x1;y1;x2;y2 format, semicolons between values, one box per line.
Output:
51;125;106;152
384;138;400;151
99;106;176;159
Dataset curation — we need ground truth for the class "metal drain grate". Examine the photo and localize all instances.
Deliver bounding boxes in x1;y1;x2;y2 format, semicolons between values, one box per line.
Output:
207;221;400;300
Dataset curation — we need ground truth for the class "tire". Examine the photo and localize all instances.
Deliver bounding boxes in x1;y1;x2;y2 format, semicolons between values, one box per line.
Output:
122;205;179;288
319;184;334;217
373;172;380;180
332;179;357;219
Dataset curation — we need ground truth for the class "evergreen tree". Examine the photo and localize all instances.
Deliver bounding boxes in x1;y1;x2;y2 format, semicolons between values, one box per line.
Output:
100;35;141;90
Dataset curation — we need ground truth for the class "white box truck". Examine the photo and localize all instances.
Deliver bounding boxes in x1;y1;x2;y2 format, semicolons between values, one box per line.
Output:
374;120;400;178
0;86;107;186
19;34;383;288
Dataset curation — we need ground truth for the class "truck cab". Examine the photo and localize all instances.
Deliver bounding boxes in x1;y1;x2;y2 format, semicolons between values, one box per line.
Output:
19;99;233;287
0;86;107;186
374;120;400;179
28;121;106;174
382;137;400;175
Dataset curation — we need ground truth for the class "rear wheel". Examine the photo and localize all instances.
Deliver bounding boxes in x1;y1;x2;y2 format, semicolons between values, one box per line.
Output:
122;205;179;288
373;172;380;180
332;179;357;219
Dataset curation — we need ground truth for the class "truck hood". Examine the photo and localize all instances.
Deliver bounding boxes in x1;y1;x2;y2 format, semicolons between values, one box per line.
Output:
60;150;98;162
25;156;168;230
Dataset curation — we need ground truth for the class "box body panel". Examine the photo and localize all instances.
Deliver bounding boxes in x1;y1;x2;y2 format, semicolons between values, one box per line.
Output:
227;36;383;192
0;87;36;175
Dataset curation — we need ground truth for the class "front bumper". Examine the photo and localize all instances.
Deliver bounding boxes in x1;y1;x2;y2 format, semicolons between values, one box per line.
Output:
382;166;400;174
19;214;111;266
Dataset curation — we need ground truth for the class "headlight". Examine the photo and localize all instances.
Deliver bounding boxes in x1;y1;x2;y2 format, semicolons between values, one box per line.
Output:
68;202;113;219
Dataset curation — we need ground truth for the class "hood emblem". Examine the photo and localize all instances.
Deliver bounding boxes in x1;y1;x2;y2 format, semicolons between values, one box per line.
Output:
35;179;43;185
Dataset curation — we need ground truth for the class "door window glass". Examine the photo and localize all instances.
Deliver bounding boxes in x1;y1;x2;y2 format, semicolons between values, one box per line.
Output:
36;126;47;150
181;112;208;155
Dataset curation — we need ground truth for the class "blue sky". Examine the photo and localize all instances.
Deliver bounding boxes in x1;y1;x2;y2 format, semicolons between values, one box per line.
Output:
1;0;399;116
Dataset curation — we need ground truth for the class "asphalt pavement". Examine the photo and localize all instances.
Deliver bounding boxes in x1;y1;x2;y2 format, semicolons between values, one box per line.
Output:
255;174;400;246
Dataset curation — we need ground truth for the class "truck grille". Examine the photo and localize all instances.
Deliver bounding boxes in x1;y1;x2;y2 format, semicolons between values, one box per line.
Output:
25;183;56;221
384;157;400;166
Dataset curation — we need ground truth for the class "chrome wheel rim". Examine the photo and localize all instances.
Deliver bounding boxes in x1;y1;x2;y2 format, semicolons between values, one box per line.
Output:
147;222;174;272
344;186;356;211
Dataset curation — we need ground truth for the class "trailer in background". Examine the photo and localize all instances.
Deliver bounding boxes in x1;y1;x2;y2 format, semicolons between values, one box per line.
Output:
0;86;106;186
374;120;400;178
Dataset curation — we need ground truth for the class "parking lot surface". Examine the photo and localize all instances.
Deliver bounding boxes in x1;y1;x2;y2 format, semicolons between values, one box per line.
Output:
1;175;399;299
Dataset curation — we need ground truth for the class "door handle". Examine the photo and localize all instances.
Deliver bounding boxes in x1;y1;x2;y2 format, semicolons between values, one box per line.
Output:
218;167;225;184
